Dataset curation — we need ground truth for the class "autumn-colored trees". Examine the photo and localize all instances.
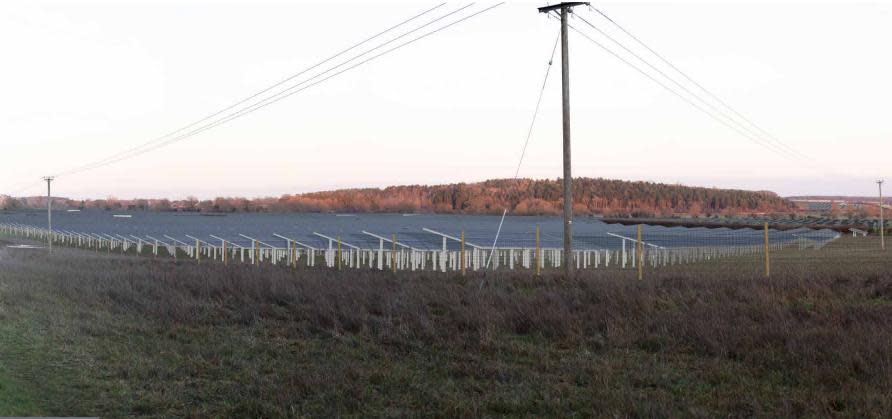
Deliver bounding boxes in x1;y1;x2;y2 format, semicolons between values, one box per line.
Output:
268;178;794;215
4;177;796;216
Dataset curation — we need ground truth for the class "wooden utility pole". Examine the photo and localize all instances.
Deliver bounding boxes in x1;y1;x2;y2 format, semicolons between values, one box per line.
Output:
539;2;588;277
42;176;54;254
763;222;771;278
879;180;885;250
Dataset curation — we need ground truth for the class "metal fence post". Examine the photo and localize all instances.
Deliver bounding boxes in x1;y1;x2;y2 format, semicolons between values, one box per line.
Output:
337;236;342;271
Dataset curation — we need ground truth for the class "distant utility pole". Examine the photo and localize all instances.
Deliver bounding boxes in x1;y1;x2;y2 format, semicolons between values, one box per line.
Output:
879;180;885;250
539;2;589;277
43;176;54;253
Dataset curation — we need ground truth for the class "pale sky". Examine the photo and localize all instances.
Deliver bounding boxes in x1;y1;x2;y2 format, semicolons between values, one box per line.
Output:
1;0;890;200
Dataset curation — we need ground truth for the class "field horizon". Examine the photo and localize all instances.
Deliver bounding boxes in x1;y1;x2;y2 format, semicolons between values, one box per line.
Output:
1;176;805;217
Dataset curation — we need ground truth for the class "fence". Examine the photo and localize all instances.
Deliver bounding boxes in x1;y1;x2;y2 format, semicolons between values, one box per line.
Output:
2;221;854;278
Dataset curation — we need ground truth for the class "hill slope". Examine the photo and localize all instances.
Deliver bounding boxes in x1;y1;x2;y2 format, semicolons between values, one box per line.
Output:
2;178;795;216
271;178;793;216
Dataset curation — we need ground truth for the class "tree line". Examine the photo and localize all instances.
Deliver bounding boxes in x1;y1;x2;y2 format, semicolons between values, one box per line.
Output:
1;177;795;216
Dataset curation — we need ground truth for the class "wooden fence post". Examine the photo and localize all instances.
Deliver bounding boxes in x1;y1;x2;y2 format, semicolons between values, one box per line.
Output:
764;222;770;278
535;225;541;277
291;240;297;269
391;234;397;274
637;225;643;280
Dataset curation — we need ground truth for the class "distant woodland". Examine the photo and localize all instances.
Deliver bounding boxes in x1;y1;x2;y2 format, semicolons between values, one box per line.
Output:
1;178;796;217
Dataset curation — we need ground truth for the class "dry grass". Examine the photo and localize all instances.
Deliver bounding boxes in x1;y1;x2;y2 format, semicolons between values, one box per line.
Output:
1;237;891;417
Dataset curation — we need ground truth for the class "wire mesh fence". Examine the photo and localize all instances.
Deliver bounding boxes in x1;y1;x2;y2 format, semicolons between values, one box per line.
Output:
3;221;887;278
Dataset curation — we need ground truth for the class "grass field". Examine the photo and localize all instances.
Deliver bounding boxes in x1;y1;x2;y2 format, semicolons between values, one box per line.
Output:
1;236;891;417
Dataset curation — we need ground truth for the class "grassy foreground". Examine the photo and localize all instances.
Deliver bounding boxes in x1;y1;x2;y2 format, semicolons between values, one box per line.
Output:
1;238;891;417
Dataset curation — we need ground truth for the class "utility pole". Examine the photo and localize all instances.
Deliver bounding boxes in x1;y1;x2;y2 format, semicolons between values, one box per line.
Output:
539;2;588;277
879;180;885;250
43;176;54;253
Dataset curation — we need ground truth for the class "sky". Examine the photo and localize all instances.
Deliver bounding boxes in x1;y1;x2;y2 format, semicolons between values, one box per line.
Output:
1;0;890;200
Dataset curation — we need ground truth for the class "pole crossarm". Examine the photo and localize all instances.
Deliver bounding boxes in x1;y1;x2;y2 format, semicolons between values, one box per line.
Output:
537;2;589;13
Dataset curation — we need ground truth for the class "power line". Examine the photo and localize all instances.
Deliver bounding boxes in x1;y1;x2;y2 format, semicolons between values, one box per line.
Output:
514;29;561;179
565;10;860;178
485;26;561;271
4;180;43;197
560;17;785;159
555;11;837;176
573;12;805;162
56;3;503;175
587;6;810;161
52;2;449;178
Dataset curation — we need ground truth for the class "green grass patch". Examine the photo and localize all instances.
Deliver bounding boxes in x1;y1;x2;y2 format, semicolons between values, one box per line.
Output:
0;238;891;416
0;367;41;416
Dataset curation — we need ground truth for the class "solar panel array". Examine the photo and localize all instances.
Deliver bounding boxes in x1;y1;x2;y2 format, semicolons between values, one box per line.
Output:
0;211;840;251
